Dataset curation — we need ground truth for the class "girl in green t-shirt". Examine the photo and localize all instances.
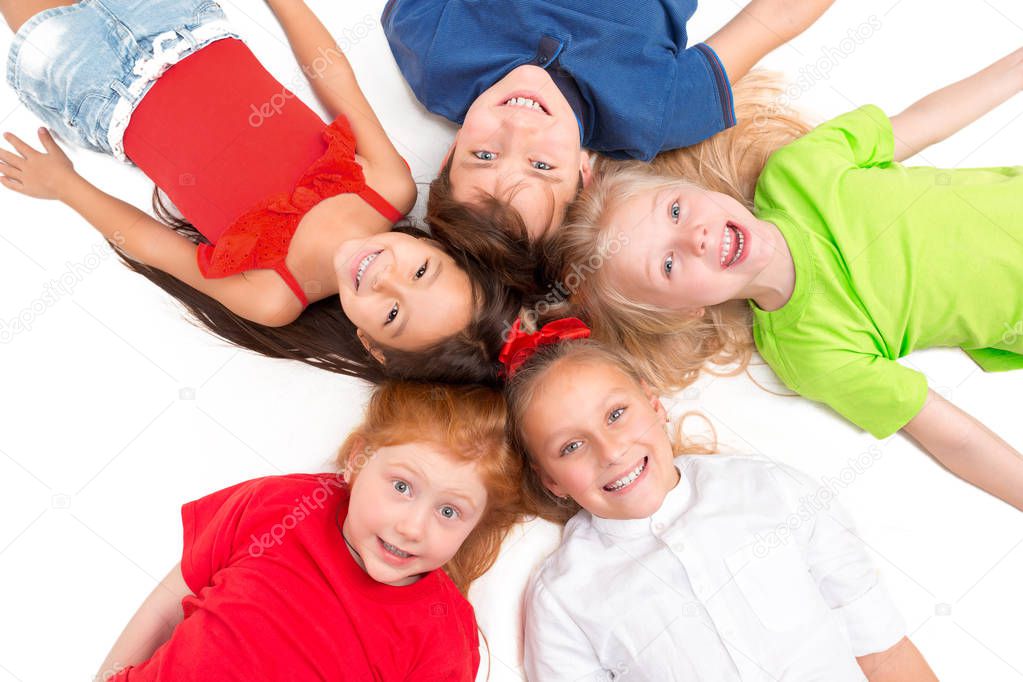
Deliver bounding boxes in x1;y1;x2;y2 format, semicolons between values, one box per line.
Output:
550;48;1023;511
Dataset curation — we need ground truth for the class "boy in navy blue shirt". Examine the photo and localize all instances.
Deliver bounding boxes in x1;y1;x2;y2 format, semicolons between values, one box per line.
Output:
384;0;834;238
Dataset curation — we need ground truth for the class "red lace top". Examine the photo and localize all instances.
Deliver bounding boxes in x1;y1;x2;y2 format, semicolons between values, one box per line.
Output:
122;38;404;308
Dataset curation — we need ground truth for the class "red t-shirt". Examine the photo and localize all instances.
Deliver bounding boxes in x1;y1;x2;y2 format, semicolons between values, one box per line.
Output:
111;474;480;681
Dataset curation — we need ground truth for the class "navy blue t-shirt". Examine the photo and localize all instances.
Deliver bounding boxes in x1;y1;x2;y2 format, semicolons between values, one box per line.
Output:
382;0;736;161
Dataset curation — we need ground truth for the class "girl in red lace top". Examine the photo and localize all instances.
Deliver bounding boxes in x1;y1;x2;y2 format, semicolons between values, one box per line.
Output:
1;0;521;385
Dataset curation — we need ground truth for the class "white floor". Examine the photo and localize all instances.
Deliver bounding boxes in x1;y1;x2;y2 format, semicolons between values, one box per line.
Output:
2;1;1022;680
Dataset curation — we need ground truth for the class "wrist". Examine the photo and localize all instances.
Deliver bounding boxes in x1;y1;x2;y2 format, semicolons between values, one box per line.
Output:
57;172;91;204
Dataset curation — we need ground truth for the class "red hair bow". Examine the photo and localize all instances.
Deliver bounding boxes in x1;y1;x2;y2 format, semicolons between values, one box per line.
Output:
499;317;591;379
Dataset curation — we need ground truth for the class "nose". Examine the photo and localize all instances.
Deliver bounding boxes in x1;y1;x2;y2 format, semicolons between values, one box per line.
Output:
370;260;398;294
686;224;708;257
394;503;429;543
596;437;629;469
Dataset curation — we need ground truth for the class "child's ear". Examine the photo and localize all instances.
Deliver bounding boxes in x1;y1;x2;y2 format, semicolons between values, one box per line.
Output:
686;307;706;319
531;461;567;498
439;136;457;174
356;329;387;365
640;380;669;422
578;151;594;189
340;437;367;484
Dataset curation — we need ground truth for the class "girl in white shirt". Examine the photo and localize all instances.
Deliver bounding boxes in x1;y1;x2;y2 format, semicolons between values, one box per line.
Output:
503;329;937;681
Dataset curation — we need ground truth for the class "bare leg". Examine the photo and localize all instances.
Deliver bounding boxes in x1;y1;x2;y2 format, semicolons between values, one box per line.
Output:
2;0;75;33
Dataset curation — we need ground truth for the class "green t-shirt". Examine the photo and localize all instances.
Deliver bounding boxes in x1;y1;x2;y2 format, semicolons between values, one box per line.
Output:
752;105;1023;438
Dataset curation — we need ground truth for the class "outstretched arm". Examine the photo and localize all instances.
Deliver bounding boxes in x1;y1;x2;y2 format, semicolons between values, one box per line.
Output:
705;0;835;84
890;47;1023;161
264;0;413;208
903;389;1023;511
857;637;938;682
0;129;303;327
94;563;192;681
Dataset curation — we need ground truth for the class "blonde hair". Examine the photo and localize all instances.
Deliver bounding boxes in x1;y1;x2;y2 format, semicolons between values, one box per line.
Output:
551;71;813;392
505;339;716;524
336;382;523;594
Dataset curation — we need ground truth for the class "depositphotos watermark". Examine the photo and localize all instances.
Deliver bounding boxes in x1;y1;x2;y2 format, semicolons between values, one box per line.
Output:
750;444;884;559
248;14;377;128
0;234;125;344
247;474;347;557
507;230;631;340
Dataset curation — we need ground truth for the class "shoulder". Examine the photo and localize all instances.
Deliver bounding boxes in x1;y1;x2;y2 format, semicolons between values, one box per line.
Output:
362;158;418;218
528;512;604;597
681;454;811;506
237;473;349;506
248;269;307;327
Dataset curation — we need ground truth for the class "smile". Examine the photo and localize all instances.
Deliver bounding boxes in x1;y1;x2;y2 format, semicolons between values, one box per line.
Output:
720;222;747;269
502;95;549;115
379;537;413;559
354;251;381;290
603;456;648;492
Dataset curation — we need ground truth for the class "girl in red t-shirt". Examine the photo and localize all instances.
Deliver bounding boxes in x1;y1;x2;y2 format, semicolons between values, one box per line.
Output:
93;381;523;681
1;0;523;386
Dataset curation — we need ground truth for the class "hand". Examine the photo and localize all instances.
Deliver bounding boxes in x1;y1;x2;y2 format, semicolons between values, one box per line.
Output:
0;128;79;201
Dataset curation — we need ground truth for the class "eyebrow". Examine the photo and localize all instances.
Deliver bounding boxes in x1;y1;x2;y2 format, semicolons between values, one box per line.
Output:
392;259;444;340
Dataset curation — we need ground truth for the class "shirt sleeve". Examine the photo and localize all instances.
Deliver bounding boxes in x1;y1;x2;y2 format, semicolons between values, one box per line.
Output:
788;104;895;168
795;349;930;439
180;477;271;594
659;42;737;153
381;0;445;114
524;574;607;682
775;465;907;656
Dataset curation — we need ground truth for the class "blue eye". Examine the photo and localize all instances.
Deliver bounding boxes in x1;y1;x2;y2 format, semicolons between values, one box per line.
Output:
385;303;399;325
474;151;495;161
560;441;582;457
664;254;674;276
393;480;411;495
440;505;459;519
532;160;553;171
671;201;680;221
608;407;626;424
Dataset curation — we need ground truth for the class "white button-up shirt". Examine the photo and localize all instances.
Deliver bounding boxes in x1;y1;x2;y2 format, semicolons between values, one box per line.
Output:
524;455;906;681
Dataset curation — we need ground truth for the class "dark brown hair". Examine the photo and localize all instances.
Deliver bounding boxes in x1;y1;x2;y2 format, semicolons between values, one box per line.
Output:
110;189;523;386
426;159;573;318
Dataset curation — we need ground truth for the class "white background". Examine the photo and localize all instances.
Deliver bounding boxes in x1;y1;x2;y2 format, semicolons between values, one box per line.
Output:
2;0;1023;680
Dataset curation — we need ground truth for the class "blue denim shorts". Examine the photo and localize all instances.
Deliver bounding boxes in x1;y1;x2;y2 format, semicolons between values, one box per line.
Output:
6;0;238;160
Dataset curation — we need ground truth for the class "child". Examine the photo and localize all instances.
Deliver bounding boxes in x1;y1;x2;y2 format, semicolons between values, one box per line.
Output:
552;47;1023;510
0;0;520;385
502;327;937;681
93;381;523;680
383;0;835;239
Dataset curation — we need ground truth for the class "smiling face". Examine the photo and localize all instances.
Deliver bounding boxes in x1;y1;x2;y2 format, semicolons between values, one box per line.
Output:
605;183;776;311
518;357;679;520
333;232;474;354
450;65;591;239
342;441;489;586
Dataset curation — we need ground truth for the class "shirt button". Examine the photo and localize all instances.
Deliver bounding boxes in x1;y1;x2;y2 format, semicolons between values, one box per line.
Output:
538;55;549;65
672;542;685;553
652;521;665;533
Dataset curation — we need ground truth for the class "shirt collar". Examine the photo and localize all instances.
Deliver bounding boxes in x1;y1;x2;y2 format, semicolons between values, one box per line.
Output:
589;456;694;539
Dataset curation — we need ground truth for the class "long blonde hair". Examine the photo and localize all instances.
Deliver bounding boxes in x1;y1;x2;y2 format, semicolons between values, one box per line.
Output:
552;71;812;392
505;339;716;524
336;382;524;594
